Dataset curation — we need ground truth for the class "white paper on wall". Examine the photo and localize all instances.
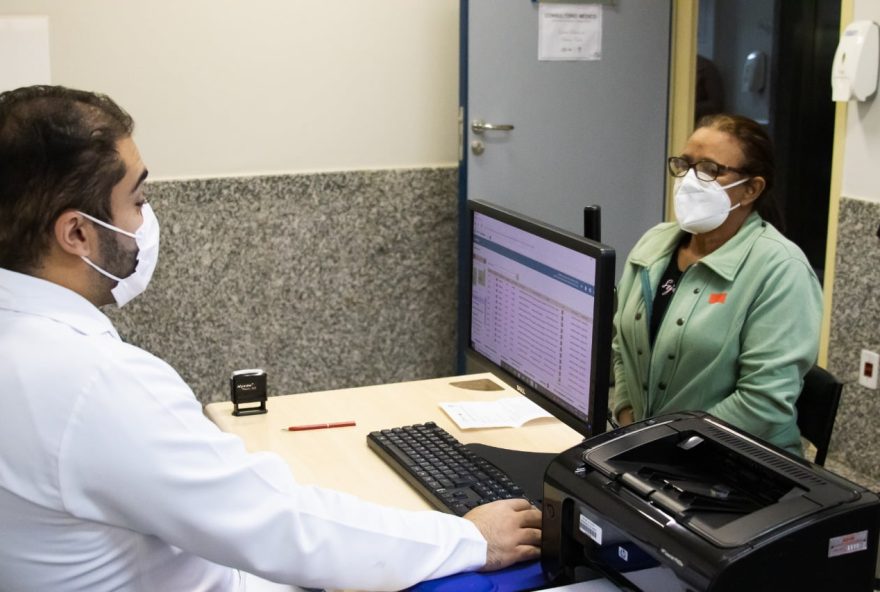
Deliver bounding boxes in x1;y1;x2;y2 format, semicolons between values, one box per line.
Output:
538;3;602;61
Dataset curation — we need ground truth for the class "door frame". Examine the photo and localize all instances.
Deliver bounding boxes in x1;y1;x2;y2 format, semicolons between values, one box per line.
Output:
456;0;470;372
819;0;851;367
667;1;698;219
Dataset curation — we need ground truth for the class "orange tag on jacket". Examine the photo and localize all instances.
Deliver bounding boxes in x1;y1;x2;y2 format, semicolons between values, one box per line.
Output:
708;292;727;304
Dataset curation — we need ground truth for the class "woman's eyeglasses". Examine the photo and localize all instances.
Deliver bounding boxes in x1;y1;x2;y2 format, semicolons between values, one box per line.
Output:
667;156;749;182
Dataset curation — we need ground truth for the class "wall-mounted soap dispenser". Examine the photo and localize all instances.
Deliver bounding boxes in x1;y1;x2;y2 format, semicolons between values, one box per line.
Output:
742;51;767;93
831;20;879;102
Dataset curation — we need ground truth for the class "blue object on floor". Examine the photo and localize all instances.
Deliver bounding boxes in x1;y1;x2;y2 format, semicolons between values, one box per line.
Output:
407;560;548;592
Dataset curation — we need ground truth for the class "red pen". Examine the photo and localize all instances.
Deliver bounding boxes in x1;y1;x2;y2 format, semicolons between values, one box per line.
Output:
282;421;357;432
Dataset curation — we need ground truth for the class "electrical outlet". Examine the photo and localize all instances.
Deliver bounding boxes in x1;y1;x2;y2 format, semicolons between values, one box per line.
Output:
859;349;880;389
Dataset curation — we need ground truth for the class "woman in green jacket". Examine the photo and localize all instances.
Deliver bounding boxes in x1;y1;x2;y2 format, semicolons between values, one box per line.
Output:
611;114;822;455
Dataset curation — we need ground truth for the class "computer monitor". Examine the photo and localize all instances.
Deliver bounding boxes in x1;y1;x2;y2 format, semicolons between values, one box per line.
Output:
463;199;615;439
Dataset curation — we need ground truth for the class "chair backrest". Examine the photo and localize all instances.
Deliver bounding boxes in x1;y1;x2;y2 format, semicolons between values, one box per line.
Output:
795;365;843;466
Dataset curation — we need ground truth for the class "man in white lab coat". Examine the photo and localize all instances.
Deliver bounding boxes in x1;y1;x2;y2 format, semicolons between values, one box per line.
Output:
0;85;541;592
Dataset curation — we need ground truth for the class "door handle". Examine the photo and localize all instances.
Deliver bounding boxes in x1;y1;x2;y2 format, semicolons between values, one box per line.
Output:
471;119;515;134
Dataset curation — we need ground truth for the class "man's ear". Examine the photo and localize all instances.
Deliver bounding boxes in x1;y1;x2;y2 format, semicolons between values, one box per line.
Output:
54;211;97;258
741;176;766;206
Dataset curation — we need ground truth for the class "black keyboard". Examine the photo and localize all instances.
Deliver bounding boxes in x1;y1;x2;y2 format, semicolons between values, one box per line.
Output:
367;422;530;516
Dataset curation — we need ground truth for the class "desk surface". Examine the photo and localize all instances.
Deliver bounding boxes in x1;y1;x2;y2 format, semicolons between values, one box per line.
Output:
205;373;584;511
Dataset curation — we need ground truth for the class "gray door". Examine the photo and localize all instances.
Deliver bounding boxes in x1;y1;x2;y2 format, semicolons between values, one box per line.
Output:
462;0;672;268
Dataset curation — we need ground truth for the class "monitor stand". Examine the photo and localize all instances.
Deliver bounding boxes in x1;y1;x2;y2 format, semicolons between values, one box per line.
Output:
449;376;577;502
449;377;569;502
464;443;559;503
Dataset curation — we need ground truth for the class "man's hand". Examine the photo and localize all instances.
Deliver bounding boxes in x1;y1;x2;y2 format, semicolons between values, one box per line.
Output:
463;498;542;571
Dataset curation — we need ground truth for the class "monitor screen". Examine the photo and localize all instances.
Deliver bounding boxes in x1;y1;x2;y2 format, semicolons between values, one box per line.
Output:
464;199;615;438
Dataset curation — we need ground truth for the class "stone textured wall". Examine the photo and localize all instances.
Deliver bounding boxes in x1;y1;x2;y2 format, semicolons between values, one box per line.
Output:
826;196;880;484
107;167;460;403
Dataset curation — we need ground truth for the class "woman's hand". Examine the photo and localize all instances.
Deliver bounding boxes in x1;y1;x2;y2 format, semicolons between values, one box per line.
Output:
617;406;635;426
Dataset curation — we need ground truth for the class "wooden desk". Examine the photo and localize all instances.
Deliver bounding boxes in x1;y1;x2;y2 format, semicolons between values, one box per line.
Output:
205;372;584;510
206;373;618;591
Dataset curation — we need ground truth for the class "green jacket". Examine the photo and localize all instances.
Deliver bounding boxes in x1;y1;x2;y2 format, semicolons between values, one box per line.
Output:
611;213;822;455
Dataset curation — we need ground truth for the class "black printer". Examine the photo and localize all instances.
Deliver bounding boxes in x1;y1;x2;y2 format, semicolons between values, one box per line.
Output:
542;412;880;591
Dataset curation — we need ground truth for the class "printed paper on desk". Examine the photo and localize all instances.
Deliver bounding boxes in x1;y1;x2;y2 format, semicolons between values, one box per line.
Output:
440;397;553;430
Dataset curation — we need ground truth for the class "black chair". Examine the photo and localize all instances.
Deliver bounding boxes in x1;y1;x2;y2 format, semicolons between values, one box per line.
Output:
796;365;843;466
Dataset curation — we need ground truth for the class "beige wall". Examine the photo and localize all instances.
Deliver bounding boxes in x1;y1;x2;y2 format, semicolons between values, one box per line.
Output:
0;1;460;179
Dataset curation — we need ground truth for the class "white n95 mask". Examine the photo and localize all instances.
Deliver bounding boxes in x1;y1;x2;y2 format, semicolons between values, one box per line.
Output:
79;203;160;307
673;169;750;234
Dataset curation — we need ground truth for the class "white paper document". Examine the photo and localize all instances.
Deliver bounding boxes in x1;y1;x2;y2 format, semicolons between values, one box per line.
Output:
538;3;602;61
440;397;553;430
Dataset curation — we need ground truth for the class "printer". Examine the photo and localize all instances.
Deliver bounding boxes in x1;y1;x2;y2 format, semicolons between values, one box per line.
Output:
542;412;880;591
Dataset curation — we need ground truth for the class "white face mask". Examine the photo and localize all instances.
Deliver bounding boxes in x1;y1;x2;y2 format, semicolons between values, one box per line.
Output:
673;169;750;234
79;203;160;307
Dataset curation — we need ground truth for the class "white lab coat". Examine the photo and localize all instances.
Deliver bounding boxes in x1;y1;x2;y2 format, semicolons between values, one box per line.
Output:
0;268;486;591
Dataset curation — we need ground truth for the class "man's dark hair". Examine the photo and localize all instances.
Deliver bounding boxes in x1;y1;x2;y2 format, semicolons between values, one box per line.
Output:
0;85;134;273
